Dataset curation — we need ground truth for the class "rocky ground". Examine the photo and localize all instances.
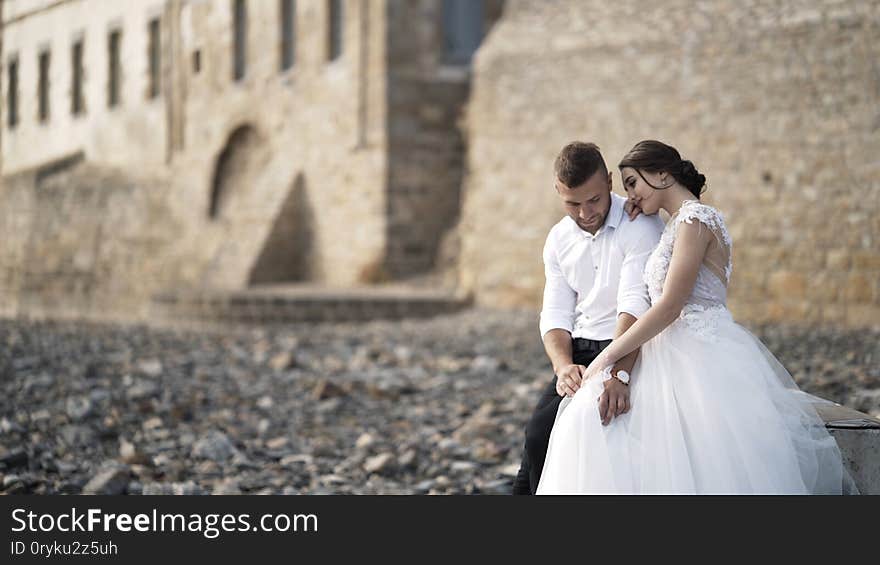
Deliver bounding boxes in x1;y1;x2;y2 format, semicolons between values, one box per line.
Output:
1;309;878;495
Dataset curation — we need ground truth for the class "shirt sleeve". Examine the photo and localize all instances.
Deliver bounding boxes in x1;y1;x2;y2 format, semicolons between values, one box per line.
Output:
539;229;577;338
616;216;664;319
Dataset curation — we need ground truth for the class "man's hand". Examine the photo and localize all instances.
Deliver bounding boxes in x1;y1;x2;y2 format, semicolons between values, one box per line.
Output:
624;199;642;221
597;377;630;425
555;364;585;397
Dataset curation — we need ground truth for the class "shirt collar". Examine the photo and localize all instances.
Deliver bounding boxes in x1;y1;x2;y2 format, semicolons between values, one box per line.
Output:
605;193;625;231
571;192;625;239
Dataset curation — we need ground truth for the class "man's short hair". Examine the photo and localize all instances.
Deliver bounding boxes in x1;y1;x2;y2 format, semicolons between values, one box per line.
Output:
554;142;608;188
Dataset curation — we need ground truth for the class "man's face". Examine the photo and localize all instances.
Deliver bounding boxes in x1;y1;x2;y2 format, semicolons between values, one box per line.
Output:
555;170;613;235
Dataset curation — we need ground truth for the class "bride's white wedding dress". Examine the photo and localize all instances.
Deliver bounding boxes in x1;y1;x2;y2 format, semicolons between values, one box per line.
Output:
536;200;856;494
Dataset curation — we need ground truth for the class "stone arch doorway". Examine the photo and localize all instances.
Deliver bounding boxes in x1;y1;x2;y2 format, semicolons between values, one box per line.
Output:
208;124;264;220
248;173;317;285
201;123;272;289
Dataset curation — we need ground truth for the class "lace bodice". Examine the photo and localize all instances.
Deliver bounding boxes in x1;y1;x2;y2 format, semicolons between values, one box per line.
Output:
643;200;732;310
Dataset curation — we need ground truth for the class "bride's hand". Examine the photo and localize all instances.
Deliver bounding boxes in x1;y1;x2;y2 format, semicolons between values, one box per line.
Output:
583;353;614;382
624;199;643;221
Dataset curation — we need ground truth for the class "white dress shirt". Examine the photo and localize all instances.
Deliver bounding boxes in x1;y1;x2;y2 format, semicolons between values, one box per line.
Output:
539;192;665;341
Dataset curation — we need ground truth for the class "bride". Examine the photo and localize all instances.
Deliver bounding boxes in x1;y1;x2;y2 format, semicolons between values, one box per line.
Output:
536;140;857;494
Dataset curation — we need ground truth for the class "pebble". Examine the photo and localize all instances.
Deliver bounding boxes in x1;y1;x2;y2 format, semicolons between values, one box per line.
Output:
119;439;151;465
355;433;375;449
60;424;96;446
268;352;295;371
398;449;417;468
82;464;131;495
213;478;243;495
265;436;289;450
0;448;29;470
279;454;313;467
136;359;163;378
65;396;94;420
312;380;347;400
451;461;479;473
142;481;205;495
0;418;24;435
256;396;274;410
363;453;396;474
192;431;239;462
126;381;159;401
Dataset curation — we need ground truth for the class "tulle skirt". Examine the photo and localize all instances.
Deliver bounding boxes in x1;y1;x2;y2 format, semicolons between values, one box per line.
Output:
536;306;857;495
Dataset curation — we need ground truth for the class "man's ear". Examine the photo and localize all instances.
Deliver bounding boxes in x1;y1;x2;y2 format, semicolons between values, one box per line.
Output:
607;171;613;191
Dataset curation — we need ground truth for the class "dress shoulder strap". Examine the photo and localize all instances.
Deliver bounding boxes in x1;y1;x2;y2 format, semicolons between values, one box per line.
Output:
675;201;731;247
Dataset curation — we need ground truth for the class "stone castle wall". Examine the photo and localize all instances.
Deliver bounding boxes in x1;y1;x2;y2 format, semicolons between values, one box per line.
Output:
0;0;502;320
458;0;880;328
0;0;393;319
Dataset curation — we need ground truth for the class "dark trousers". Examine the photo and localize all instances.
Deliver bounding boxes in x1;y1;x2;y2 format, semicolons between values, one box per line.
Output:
511;337;612;495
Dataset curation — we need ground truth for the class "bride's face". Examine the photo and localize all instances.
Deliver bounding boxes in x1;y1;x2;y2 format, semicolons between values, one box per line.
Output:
621;167;665;215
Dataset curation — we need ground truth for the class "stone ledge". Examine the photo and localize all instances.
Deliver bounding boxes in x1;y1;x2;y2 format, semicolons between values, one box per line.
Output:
809;394;880;494
150;284;472;326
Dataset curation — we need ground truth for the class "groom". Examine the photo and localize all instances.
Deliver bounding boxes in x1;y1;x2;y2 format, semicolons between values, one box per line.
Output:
511;142;664;495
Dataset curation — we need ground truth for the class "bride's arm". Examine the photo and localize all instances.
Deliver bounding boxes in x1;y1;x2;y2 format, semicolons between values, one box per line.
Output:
586;220;714;376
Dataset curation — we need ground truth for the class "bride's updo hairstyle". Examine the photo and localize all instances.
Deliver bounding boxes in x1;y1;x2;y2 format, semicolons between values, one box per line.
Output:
618;140;706;199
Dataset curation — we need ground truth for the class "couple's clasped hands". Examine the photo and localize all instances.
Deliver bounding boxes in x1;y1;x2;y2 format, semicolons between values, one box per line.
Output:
555;360;630;426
